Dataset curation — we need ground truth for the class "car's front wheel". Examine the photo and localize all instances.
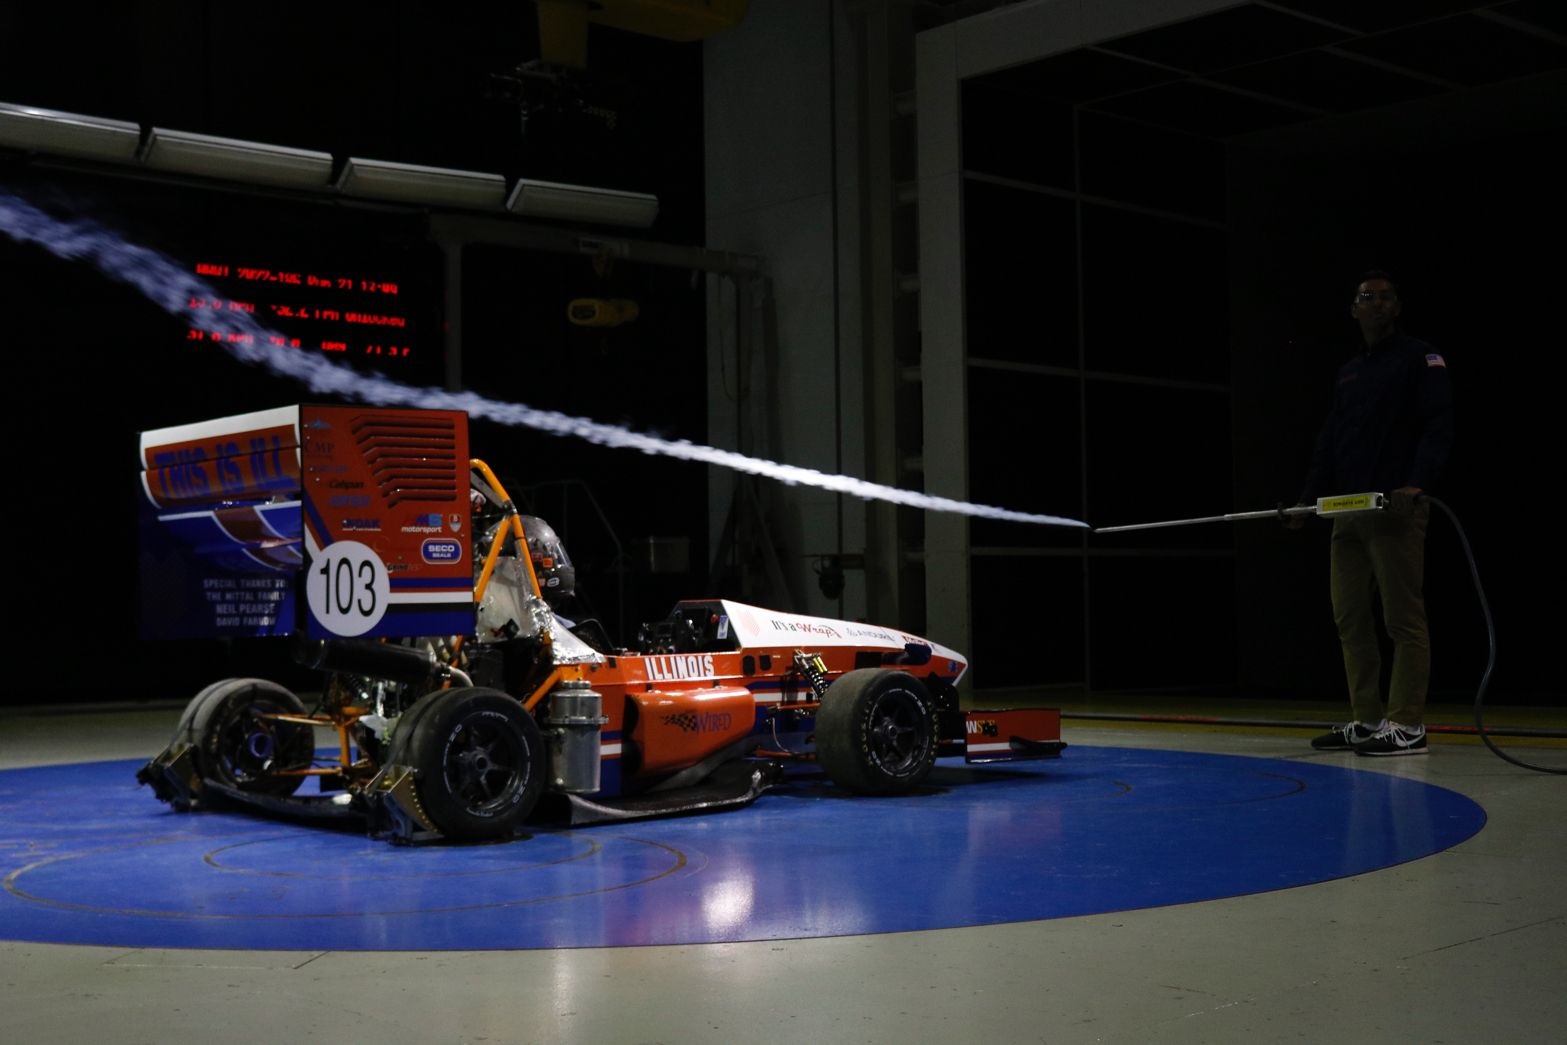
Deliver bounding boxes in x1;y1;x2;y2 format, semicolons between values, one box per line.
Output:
815;669;938;795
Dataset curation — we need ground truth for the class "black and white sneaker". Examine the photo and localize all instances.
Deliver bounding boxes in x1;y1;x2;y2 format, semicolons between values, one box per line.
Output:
1310;720;1384;750
1354;722;1428;756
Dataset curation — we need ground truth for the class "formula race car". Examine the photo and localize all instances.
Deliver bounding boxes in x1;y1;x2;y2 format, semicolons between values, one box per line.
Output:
136;406;1064;842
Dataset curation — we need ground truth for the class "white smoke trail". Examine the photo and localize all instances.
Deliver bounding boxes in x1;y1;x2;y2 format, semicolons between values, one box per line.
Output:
1;191;1086;527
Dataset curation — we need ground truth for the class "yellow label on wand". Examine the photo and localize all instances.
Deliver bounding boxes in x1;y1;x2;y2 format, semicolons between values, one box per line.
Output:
1316;493;1382;514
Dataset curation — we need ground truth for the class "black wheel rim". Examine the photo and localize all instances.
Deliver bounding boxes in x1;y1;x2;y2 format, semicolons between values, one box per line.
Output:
865;688;932;777
440;711;529;817
213;702;308;785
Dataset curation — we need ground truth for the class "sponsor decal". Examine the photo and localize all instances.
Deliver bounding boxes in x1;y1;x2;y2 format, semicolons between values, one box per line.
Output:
401;512;445;534
767;618;841;638
661;709;734;733
1425;353;1446;368
329;494;371;507
448;513;462;533
646;653;715;682
342;517;381;531
328;479;364;489
422;538;462;564
965;719;1000;738
845;624;897;643
147;434;294;502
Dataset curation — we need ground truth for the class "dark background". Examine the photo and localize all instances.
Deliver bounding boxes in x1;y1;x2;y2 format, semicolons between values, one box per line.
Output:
1;1;708;704
2;2;1563;708
1229;125;1565;706
958;2;1565;702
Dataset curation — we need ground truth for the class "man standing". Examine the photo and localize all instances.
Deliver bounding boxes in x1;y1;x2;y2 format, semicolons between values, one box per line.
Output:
1298;271;1454;756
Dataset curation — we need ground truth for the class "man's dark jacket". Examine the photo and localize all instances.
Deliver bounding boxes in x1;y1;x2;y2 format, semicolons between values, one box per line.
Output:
1301;331;1454;501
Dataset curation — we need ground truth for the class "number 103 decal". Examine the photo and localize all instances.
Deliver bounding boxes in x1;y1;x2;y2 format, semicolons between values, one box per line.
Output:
306;540;390;636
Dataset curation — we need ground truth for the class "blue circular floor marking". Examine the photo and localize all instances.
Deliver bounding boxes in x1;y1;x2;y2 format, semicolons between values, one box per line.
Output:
0;747;1485;951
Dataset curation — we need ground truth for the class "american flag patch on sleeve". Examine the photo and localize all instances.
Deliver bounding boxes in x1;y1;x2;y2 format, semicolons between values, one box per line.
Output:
1425;353;1446;368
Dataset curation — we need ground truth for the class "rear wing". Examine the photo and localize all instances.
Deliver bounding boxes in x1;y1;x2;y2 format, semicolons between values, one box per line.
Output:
138;405;473;641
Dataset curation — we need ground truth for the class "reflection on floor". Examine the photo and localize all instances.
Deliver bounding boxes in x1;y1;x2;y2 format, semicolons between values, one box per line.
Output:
0;700;1561;1044
0;748;1485;950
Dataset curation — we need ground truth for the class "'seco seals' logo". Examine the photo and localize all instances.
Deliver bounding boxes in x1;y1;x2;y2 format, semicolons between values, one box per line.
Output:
422;538;462;564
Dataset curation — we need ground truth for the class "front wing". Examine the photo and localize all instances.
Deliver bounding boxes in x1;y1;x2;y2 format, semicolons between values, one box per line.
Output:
959;708;1066;763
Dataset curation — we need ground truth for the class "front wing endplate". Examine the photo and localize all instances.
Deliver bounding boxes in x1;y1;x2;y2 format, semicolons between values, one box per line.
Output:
962;708;1066;764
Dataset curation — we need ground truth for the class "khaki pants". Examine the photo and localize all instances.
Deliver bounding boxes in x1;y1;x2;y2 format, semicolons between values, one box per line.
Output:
1329;503;1431;727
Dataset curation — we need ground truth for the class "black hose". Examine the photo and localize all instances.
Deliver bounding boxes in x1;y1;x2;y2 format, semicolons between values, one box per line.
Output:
1424;496;1564;774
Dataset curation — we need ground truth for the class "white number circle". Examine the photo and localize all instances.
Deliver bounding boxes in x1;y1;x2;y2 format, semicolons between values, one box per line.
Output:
306;540;390;637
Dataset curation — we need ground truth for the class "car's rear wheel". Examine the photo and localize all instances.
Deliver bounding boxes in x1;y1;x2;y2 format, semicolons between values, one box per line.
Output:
383;684;449;767
189;679;315;795
401;687;544;841
816;669;938;795
172;677;243;743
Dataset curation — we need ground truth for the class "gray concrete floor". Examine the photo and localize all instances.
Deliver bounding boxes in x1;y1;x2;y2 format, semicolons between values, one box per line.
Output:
2;705;1563;1045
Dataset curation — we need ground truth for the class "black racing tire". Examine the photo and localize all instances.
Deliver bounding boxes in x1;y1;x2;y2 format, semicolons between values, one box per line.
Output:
403;687;544;842
815;669;939;795
172;677;247;744
384;685;450;767
189;678;315;796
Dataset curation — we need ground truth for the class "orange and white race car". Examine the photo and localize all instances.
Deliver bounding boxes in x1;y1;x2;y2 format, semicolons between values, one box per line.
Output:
136;405;1064;842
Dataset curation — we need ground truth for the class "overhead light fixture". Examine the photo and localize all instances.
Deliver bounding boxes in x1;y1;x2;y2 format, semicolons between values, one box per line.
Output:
507;178;659;228
0;102;141;162
337;157;506;209
141;127;333;189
